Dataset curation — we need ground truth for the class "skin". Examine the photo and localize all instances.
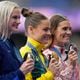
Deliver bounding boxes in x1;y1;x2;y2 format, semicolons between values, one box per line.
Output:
53;20;72;47
8;7;34;75
27;19;59;77
28;19;51;44
49;20;78;77
8;8;21;35
53;20;78;63
43;20;72;76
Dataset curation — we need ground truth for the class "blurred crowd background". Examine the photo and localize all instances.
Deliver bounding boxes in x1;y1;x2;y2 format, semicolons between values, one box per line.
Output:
1;0;80;63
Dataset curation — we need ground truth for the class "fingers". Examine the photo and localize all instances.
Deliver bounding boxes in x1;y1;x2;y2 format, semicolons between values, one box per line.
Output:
69;50;74;54
49;58;61;73
20;59;34;75
68;51;78;61
24;59;34;69
25;58;34;63
50;58;56;63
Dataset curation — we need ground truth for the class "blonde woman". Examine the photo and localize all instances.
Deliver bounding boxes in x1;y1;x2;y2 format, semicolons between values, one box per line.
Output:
0;1;34;80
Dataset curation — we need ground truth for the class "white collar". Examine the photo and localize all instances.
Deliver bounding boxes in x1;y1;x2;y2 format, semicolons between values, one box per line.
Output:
54;45;61;52
54;45;67;61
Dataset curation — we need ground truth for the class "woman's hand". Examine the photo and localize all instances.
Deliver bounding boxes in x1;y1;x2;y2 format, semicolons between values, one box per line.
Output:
68;50;78;65
48;58;61;75
19;59;34;75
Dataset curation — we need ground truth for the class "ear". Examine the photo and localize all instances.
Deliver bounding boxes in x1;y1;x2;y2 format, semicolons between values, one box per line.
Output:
29;25;33;32
28;25;34;34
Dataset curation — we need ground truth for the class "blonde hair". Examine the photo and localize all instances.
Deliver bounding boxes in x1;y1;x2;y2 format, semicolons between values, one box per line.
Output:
0;1;19;40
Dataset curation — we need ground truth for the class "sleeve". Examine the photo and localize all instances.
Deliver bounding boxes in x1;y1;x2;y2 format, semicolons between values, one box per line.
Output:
20;46;54;80
0;47;25;80
20;46;31;58
0;68;24;80
25;70;54;80
20;59;54;80
36;70;54;80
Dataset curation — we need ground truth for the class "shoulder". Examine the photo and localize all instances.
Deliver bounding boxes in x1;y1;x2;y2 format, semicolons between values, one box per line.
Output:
0;39;4;45
0;39;5;60
43;49;57;56
20;45;32;58
0;39;5;50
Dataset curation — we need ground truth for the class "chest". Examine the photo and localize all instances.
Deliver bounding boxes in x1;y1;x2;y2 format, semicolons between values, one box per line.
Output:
0;41;21;74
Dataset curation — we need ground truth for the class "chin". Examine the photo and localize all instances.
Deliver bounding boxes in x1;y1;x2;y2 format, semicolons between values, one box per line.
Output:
14;28;18;31
42;42;47;45
63;41;70;45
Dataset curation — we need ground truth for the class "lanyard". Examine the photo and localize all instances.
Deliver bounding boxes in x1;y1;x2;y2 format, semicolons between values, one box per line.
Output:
26;42;48;67
26;42;49;79
51;47;62;58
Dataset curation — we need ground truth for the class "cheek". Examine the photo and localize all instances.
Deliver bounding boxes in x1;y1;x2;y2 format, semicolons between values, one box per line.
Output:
56;32;62;39
8;20;13;27
55;33;64;43
34;31;41;36
37;33;45;41
33;31;41;39
36;30;44;36
59;32;65;38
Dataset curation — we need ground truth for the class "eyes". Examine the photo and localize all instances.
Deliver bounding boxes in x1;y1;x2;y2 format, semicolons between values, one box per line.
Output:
62;26;72;31
43;27;50;32
12;15;20;20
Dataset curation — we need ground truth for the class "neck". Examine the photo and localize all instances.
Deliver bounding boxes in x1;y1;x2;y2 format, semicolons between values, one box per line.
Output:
8;31;14;39
51;41;64;48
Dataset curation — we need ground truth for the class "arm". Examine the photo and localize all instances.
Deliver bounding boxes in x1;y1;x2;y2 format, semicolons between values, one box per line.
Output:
25;70;54;80
0;62;24;80
0;51;24;80
36;70;54;80
36;58;59;80
20;46;55;80
0;70;24;80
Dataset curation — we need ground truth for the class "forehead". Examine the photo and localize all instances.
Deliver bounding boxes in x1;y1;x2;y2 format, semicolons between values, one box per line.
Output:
11;8;21;16
58;20;70;27
38;19;50;28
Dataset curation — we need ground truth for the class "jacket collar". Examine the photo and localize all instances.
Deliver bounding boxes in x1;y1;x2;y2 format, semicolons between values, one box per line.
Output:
27;37;44;51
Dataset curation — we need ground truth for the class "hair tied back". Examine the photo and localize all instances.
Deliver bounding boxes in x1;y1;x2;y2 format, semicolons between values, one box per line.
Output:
21;8;33;17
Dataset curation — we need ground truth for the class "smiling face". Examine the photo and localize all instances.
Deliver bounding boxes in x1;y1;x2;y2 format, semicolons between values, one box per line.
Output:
53;20;72;46
8;7;21;33
29;19;51;44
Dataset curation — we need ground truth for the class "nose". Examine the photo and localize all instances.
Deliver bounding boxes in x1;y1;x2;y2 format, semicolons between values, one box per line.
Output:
17;18;20;24
66;29;72;35
48;30;51;35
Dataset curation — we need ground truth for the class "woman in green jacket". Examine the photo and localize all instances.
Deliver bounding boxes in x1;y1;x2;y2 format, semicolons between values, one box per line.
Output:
20;8;57;80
